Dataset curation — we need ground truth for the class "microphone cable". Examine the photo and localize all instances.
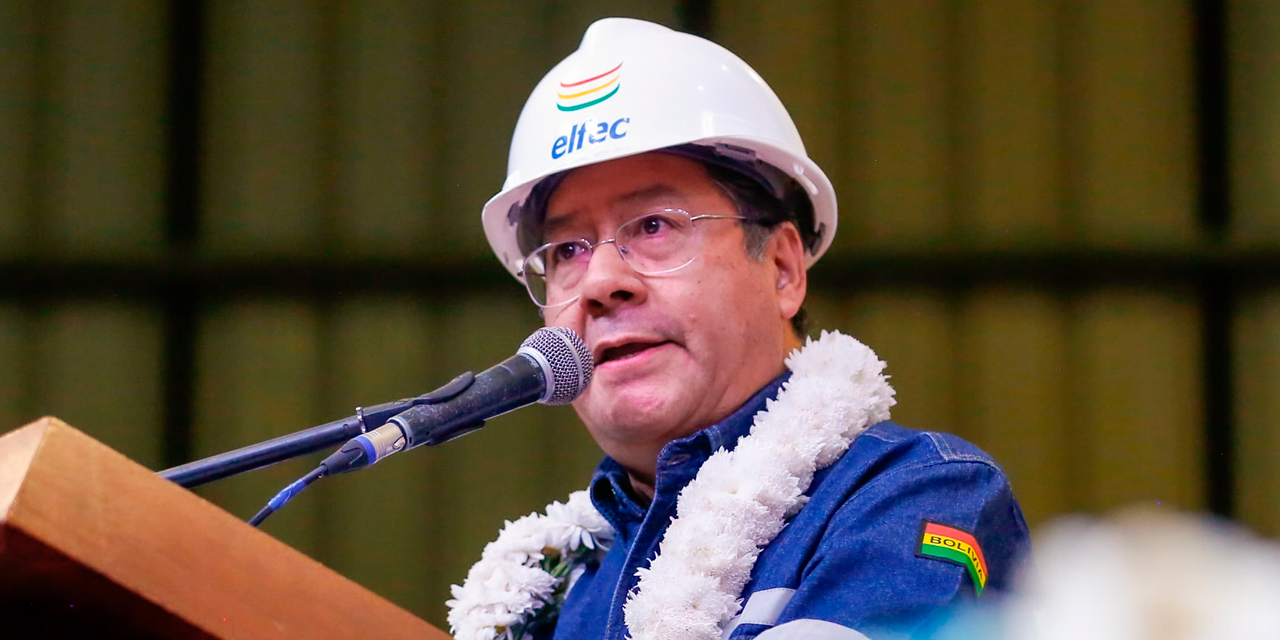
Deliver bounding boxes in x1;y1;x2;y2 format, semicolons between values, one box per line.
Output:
248;465;325;527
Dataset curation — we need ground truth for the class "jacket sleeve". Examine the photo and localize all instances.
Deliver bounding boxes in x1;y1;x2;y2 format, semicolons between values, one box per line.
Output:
739;458;1030;640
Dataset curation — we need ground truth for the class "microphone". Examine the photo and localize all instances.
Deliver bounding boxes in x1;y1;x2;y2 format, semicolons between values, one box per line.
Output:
320;326;593;475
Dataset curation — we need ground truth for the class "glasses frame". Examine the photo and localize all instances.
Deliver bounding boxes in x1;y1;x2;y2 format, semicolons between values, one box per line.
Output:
517;208;752;309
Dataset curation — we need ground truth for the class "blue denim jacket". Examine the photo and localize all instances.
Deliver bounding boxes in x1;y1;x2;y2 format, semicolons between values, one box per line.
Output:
549;374;1030;640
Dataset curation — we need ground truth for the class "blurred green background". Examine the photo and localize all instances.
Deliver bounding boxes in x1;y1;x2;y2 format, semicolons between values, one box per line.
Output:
3;0;1279;628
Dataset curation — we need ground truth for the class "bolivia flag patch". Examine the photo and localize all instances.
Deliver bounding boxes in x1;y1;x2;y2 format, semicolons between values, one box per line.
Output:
916;520;989;595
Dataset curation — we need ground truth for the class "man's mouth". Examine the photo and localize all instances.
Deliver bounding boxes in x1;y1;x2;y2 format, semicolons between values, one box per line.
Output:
597;341;671;365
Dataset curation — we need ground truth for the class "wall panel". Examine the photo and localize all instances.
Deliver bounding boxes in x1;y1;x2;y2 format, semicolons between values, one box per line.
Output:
31;301;164;468
0;305;28;431
1063;0;1197;247
539;404;600;495
1069;288;1203;511
954;1;1065;249
839;0;953;252
0;1;37;258
192;300;325;557
331;0;437;260
201;0;328;258
956;287;1069;528
1232;290;1280;538
1228;0;1280;245
799;290;847;343
42;0;167;260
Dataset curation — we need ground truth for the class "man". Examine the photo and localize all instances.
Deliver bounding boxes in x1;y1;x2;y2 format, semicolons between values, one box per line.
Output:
452;18;1029;640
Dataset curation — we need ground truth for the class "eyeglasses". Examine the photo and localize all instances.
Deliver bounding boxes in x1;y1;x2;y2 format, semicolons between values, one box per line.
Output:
517;208;751;308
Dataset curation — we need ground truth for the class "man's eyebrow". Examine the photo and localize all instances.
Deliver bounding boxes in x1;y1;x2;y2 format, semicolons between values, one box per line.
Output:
541;214;576;240
611;183;685;207
544;183;688;238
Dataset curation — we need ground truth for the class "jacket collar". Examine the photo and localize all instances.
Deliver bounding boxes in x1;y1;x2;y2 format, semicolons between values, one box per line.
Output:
588;372;792;540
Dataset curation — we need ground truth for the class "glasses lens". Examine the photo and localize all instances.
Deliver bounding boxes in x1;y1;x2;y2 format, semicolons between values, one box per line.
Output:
526;240;591;306
616;211;696;274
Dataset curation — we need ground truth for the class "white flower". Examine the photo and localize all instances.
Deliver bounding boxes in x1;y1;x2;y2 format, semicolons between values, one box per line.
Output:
450;514;562;640
447;561;559;640
544;490;615;553
481;514;551;565
448;494;618;640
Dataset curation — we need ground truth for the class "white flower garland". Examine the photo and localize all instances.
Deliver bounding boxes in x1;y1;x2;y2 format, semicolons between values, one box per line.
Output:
447;490;615;640
448;331;896;640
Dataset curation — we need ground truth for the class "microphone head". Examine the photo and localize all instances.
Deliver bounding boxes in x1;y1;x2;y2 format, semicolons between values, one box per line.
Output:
519;327;594;405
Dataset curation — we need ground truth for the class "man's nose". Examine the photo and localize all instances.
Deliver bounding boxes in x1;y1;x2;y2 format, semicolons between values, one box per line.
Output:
577;242;646;316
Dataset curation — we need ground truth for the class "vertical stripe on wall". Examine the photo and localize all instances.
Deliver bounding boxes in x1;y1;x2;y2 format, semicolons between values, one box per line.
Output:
1232;290;1280;538
1069;288;1204;511
200;0;328;258
956;287;1069;528
1062;0;1197;248
714;0;847;201
0;1;38;258
954;1;1065;249
331;0;437;260
41;0;168;260
839;0;953;252
1229;0;1280;244
0;306;29;432
549;1;682;55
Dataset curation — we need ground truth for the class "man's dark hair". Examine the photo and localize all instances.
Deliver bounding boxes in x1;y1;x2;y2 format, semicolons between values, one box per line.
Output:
700;161;815;339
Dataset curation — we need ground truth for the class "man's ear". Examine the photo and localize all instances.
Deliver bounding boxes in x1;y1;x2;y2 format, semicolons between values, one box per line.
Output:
769;223;807;322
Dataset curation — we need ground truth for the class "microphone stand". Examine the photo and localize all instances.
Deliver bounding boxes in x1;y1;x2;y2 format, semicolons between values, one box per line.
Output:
158;372;476;489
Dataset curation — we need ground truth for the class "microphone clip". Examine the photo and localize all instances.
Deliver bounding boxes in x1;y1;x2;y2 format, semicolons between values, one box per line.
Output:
325;371;485;475
356;371;478;433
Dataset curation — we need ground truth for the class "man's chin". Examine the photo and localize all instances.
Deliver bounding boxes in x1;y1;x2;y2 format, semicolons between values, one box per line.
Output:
575;382;692;444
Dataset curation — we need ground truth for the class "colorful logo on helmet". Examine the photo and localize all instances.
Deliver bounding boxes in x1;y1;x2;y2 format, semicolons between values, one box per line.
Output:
557;62;622;112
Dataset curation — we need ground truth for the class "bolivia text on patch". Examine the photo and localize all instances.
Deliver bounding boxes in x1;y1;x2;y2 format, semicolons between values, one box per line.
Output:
916;520;989;595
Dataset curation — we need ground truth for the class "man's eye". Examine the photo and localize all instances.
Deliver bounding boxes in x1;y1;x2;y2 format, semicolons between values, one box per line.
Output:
553;243;585;262
639;215;671;235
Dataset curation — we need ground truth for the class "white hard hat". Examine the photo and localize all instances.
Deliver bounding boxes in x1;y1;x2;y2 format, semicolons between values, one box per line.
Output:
481;17;838;280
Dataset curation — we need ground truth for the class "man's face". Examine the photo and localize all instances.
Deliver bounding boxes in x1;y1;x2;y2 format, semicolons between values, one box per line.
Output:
539;152;805;480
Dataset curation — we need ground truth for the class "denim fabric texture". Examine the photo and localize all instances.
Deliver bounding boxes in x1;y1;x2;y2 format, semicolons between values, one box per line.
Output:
546;373;1031;640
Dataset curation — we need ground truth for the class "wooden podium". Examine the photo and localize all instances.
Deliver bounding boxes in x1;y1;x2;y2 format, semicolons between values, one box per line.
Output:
0;417;452;639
